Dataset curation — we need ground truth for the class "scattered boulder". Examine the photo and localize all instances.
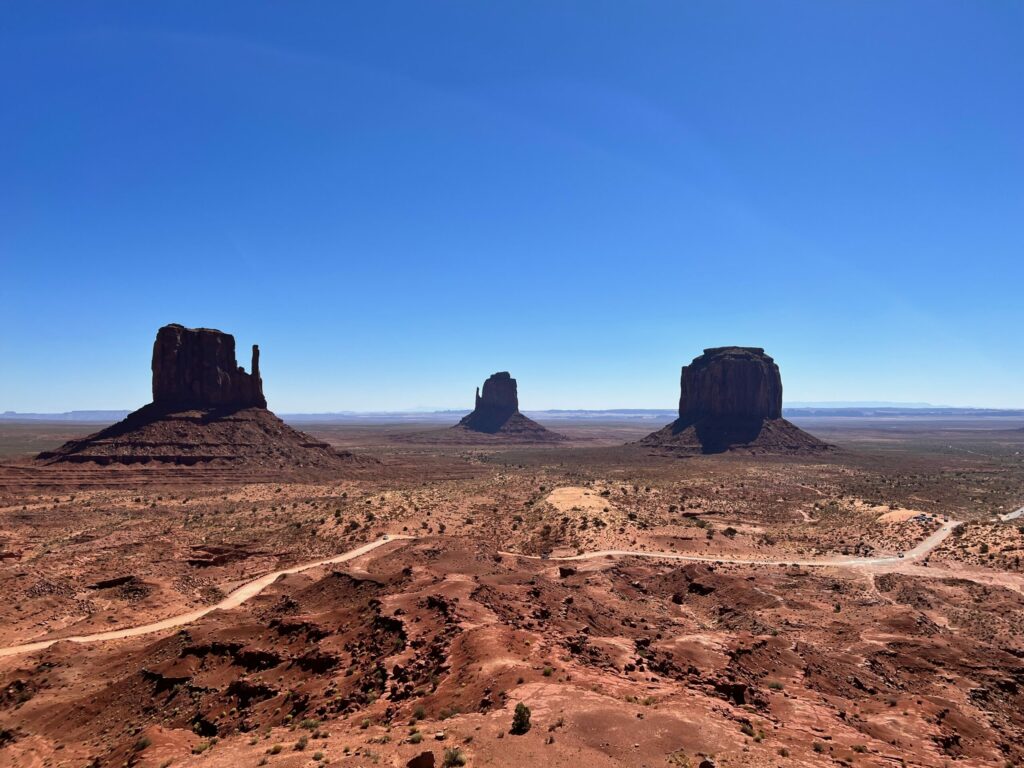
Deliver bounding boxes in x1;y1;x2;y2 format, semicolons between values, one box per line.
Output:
640;347;830;454
406;752;435;768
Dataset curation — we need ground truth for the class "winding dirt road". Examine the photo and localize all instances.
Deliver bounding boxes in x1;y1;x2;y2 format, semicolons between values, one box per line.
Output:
502;519;962;568
1001;505;1024;522
1;511;1011;659
0;535;411;659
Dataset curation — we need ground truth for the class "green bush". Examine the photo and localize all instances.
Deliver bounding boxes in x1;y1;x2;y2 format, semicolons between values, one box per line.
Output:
511;702;531;735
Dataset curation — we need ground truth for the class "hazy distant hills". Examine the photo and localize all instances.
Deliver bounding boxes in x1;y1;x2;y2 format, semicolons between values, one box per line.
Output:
1;410;132;421
3;406;1023;423
784;407;1024;418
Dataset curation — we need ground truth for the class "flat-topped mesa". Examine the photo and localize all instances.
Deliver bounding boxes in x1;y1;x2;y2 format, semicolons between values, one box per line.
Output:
641;346;829;454
679;347;782;421
152;324;266;410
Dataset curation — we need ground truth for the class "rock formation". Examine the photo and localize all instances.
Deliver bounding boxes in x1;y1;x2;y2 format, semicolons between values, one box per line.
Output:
38;324;364;472
436;372;564;441
458;372;521;433
152;324;266;409
678;347;782;421
641;347;829;454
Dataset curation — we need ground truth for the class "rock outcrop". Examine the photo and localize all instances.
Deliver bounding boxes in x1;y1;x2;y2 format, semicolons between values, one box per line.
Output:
152;324;266;409
401;371;564;442
678;347;782;421
641;347;829;454
38;324;365;473
458;372;521;433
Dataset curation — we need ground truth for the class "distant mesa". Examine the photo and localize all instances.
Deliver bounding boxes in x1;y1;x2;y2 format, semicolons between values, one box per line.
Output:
451;371;564;440
38;324;364;471
395;371;565;443
458;372;522;432
640;347;831;454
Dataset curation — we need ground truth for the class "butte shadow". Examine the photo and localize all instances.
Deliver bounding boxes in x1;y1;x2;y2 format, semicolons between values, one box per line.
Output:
37;324;366;471
639;346;831;455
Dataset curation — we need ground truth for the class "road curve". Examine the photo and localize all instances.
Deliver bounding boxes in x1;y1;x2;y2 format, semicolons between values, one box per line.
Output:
501;520;962;569
1001;506;1024;522
0;535;411;659
0;516;981;659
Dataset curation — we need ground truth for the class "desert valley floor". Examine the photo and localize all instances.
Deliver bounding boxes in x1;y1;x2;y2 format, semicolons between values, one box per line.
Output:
2;416;1024;768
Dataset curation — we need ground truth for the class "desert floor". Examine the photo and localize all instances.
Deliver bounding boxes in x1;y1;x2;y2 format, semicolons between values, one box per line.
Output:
1;416;1023;768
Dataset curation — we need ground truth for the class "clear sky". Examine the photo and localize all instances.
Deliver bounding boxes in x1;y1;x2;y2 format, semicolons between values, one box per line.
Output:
2;2;1022;412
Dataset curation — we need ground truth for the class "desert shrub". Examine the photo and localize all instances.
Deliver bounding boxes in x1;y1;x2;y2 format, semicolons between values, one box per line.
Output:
443;747;467;767
511;702;531;735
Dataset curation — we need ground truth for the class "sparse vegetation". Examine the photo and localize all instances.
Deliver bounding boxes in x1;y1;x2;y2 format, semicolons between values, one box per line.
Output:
511;703;532;735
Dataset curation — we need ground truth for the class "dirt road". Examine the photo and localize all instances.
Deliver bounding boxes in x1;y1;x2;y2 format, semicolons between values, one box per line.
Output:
1001;506;1024;521
0;510;1011;658
503;519;962;568
0;535;410;659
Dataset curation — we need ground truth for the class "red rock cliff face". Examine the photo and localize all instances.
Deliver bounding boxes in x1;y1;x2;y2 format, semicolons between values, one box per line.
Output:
475;371;519;415
151;324;266;409
459;372;520;432
640;346;828;454
678;347;782;420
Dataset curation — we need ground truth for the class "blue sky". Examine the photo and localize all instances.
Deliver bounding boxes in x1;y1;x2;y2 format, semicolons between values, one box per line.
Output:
2;2;1022;411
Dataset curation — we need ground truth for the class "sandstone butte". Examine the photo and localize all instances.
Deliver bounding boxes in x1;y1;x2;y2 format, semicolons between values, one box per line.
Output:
640;346;830;454
37;324;361;471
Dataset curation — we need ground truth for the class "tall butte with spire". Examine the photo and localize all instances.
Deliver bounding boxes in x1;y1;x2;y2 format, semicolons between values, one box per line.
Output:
640;346;830;454
450;371;564;440
38;324;358;472
151;323;267;410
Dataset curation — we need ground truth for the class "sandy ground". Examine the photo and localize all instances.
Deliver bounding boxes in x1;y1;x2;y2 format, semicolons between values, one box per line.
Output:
2;420;1024;767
